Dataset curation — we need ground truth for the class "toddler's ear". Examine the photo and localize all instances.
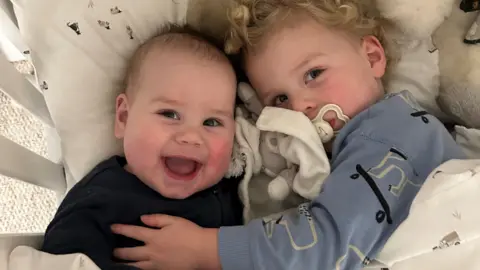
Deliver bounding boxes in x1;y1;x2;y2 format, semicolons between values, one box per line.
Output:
362;35;387;79
115;93;129;139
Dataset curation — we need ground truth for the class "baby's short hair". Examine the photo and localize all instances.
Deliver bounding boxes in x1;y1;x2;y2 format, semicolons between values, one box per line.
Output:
124;23;229;96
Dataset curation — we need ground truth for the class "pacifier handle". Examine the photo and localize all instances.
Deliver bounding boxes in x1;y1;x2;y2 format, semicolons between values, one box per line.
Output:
314;121;334;143
312;104;350;143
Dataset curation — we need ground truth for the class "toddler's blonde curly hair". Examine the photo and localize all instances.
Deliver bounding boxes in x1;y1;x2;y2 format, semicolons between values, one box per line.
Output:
225;0;388;58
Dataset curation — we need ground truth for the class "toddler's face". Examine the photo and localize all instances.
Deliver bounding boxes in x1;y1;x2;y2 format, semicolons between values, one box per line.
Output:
115;49;236;199
245;16;387;131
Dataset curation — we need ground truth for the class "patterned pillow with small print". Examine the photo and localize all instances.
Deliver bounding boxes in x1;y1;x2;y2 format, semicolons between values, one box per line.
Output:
11;0;188;186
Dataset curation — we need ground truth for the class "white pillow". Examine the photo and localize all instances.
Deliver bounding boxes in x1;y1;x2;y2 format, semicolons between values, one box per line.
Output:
12;0;188;186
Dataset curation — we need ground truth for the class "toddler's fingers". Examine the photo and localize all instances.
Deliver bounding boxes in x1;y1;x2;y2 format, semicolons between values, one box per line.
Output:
111;224;152;242
125;260;155;270
114;246;149;261
141;214;182;228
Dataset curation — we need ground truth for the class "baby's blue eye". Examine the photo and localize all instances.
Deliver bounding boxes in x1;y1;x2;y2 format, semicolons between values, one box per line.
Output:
273;94;288;107
204;118;222;127
159;110;180;120
305;69;324;83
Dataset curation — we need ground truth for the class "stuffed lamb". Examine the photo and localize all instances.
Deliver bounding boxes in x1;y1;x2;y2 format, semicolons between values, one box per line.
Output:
234;82;332;221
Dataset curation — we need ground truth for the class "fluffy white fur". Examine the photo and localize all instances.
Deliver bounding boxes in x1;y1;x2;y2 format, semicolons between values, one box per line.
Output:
379;0;480;128
434;1;480;128
376;0;456;39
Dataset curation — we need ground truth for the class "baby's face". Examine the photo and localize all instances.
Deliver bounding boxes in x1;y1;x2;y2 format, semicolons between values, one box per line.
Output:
115;48;236;199
245;16;387;131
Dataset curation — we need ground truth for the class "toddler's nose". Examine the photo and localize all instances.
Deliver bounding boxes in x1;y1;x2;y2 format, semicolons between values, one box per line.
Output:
292;100;318;120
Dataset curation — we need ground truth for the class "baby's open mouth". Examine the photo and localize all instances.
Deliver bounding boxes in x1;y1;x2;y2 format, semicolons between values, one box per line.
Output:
162;156;202;181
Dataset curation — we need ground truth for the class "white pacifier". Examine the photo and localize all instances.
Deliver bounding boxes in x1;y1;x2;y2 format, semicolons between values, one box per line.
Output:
312;104;350;143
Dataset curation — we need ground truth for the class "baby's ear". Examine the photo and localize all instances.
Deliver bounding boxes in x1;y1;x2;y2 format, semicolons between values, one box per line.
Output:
362;35;387;79
114;93;129;139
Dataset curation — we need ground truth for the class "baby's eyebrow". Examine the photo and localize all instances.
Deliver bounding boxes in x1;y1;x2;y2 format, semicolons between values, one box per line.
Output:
151;96;183;105
211;109;233;118
261;90;277;105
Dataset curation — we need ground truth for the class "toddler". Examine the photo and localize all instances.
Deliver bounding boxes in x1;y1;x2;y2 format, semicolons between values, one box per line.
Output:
109;1;466;270
41;23;243;270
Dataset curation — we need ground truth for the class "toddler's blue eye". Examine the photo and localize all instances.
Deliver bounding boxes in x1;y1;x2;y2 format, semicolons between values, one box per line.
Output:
305;69;324;83
204;118;222;127
159;110;179;120
273;94;288;106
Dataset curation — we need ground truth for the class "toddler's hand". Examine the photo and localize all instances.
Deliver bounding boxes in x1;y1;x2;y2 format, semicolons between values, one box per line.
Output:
111;215;220;270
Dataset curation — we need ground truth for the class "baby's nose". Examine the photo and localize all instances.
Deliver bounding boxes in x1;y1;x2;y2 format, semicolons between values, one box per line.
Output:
175;129;203;147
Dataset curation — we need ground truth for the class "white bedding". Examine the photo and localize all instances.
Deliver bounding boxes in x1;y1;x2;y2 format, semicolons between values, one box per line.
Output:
455;126;480;159
9;246;100;270
375;159;480;269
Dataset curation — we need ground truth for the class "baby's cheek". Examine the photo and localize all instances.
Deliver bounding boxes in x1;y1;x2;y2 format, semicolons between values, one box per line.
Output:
207;138;233;172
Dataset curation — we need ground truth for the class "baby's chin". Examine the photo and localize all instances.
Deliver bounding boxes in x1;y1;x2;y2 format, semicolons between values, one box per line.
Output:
157;188;196;200
147;176;219;200
148;181;198;200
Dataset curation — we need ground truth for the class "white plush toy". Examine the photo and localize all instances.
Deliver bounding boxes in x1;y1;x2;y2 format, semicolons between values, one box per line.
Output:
234;82;332;221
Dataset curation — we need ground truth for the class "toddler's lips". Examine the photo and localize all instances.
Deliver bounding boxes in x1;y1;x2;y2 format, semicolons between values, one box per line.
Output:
328;119;336;128
162;157;203;181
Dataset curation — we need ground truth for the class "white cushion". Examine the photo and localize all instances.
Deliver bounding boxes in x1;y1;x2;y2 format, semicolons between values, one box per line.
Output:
12;0;188;186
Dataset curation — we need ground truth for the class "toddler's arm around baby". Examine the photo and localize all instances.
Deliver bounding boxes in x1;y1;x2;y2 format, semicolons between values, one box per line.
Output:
220;143;415;269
